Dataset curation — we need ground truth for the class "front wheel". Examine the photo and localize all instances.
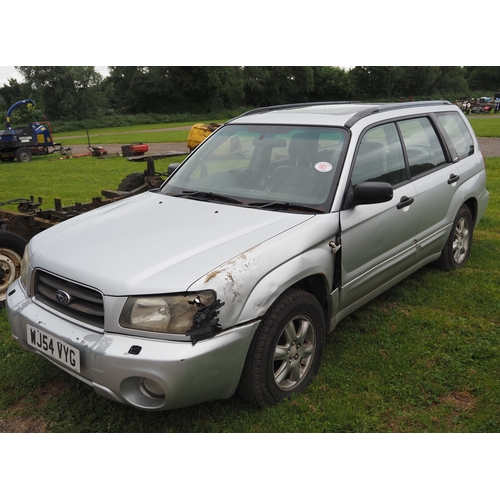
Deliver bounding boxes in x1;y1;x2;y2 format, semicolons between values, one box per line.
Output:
15;148;32;163
237;288;326;407
0;231;28;307
437;204;473;271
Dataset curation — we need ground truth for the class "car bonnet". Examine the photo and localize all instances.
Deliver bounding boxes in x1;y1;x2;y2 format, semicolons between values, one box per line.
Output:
28;191;314;296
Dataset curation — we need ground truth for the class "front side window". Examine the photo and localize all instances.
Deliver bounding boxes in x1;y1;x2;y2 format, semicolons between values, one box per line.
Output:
351;122;407;187
437;111;474;159
398;117;447;177
163;124;348;213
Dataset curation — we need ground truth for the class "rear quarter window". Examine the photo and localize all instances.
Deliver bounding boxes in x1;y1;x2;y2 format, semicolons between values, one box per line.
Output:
436;111;474;159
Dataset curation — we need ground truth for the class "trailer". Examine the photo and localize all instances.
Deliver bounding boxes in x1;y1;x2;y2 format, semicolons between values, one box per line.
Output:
0;158;168;306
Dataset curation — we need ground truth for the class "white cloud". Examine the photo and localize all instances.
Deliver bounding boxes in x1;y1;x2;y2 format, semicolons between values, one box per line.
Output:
0;66;110;88
0;66;23;87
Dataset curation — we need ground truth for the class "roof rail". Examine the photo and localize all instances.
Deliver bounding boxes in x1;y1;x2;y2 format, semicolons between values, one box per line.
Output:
233;101;362;120
345;100;452;128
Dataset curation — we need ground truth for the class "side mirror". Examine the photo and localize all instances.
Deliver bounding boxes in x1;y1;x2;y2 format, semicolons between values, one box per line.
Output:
167;163;180;176
352;181;393;205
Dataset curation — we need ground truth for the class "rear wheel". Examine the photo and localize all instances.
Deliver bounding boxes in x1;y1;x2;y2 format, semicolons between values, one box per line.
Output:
15;148;32;163
0;231;28;307
237;288;325;407
437;204;473;271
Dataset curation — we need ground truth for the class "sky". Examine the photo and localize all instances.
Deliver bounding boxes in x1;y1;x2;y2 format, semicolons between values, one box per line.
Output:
0;66;110;87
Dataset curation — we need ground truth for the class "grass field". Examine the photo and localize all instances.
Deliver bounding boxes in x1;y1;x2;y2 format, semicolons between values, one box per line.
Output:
467;113;500;137
0;117;499;434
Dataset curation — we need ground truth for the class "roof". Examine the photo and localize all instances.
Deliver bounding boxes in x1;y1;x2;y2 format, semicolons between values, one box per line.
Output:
230;101;453;128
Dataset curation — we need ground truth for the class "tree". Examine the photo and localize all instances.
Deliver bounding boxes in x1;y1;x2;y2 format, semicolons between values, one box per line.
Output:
16;66;107;120
464;67;500;92
0;78;34;109
107;66;245;114
309;67;353;101
350;66;469;100
243;66;316;107
161;67;245;113
349;66;399;100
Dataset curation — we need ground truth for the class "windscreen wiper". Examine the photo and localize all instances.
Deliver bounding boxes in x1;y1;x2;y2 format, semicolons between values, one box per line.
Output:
176;190;243;205
248;201;323;213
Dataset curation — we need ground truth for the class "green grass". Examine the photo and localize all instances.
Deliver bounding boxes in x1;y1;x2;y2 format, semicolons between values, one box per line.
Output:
0;124;499;433
467;113;500;137
0;154;187;210
55;129;190;146
52;120;214;145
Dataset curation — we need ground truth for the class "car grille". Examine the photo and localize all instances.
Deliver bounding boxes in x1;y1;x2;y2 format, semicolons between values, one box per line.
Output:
35;270;104;329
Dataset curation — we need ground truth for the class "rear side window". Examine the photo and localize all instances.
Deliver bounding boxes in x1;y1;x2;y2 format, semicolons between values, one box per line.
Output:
351;123;407;187
398;117;447;177
437;112;474;159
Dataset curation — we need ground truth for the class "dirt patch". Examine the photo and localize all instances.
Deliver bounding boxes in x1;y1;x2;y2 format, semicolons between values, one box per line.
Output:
0;381;69;433
440;391;476;411
477;137;500;157
0;414;47;433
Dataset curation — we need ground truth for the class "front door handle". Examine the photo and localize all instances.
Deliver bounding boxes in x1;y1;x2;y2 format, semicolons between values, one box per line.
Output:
448;173;460;184
397;196;414;209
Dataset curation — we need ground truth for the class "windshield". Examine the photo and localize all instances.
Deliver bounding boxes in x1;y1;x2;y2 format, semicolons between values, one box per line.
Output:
162;124;348;213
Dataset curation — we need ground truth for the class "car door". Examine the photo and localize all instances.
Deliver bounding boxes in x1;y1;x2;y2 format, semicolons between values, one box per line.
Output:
339;122;418;312
397;115;460;262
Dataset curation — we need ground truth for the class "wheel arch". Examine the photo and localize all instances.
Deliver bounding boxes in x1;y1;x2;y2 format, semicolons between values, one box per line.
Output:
233;262;333;328
462;196;478;226
289;274;331;318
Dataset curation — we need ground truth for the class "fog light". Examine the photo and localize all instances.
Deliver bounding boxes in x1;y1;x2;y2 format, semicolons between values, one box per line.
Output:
139;378;165;399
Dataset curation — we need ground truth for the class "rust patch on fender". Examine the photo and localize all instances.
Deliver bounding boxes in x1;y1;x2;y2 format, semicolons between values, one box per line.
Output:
204;244;261;284
205;269;223;283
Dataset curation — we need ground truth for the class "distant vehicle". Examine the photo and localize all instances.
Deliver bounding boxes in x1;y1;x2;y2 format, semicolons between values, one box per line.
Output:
0;99;68;162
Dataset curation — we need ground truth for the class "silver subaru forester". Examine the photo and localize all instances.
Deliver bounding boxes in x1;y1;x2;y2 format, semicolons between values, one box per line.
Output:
6;101;489;410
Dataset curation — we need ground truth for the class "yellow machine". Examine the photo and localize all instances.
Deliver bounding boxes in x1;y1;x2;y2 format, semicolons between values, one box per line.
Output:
187;123;220;151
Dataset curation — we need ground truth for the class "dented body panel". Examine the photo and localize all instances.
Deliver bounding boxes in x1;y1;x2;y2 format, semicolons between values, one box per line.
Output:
189;213;340;327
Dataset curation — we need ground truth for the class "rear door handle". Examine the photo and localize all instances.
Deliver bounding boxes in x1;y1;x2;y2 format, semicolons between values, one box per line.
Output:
397;196;414;209
448;173;460;184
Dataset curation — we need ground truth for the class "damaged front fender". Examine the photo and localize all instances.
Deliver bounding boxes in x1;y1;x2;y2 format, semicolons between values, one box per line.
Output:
189;213;341;329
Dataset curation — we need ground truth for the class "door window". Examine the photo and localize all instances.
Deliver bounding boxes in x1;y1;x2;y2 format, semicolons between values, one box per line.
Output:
398;117;447;177
351;123;408;187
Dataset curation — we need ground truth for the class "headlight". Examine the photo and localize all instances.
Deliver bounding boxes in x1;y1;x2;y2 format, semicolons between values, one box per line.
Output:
119;291;216;334
20;244;31;291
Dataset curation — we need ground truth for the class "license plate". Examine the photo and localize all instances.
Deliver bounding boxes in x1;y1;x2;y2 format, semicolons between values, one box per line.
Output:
27;325;81;373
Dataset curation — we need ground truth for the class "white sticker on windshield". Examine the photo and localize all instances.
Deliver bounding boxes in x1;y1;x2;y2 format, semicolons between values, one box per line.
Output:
314;162;333;173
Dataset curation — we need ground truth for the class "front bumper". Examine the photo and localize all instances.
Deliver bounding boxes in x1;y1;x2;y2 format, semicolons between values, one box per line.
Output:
6;280;259;410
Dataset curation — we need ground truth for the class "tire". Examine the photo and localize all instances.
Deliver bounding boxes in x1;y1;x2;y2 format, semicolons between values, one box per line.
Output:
437;205;473;271
0;231;28;308
237;288;326;407
15;148;32;163
118;172;145;191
